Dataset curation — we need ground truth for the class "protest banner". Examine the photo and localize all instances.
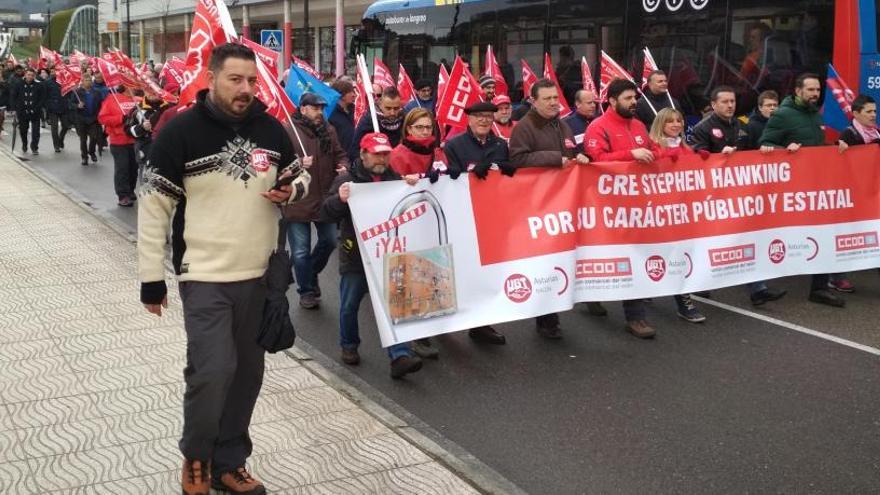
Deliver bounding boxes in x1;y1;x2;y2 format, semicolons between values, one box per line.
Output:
349;146;880;347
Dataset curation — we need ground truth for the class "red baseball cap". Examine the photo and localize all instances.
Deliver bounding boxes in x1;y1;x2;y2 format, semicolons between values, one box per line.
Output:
492;95;511;106
360;132;393;153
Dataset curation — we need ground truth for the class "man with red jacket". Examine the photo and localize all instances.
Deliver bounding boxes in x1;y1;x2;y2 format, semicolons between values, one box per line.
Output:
98;87;138;207
585;78;661;339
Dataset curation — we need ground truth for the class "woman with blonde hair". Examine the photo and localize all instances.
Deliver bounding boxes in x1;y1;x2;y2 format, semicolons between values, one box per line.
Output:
649;107;695;158
647;107;708;324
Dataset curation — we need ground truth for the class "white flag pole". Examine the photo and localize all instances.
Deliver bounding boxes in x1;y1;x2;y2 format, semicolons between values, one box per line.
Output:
357;54;380;133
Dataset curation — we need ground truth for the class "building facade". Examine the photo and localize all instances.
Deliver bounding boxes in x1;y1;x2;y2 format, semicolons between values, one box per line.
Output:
97;0;372;76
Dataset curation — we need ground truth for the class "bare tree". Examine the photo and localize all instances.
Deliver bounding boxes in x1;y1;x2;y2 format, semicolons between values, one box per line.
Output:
154;0;173;61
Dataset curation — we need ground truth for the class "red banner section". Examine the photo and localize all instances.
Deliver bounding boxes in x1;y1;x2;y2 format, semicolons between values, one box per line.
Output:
470;146;880;265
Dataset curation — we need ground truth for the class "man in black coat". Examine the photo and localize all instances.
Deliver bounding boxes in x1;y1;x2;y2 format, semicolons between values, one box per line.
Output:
329;78;356;153
742;90;779;151
635;70;680;128
348;86;404;162
688;85;748;153
562;89;598;153
69;75;104;165
10;68;46;155
44;69;73;153
322;132;423;378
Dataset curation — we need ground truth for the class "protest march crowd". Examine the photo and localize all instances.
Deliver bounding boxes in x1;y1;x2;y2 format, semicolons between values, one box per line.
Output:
1;0;875;490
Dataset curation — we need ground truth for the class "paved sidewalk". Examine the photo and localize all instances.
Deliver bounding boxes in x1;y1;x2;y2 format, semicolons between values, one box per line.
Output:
0;149;479;494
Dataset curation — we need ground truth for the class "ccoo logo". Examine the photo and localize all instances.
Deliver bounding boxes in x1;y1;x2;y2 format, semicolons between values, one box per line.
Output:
645;255;666;282
768;239;786;264
504;274;532;303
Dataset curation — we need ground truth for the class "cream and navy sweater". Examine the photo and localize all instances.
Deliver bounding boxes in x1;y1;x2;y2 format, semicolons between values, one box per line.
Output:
138;90;310;304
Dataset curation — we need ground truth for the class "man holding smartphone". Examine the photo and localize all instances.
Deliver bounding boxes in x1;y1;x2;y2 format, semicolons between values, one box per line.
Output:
138;43;310;495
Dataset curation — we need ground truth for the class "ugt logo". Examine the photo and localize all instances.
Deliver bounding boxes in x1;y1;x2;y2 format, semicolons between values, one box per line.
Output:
504;274;532;303
645;255;666;282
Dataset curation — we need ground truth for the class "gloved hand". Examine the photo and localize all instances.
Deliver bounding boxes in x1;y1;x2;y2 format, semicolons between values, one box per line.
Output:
427;167;441;184
472;161;491;180
448;165;462;180
499;163;517;177
697;149;711;160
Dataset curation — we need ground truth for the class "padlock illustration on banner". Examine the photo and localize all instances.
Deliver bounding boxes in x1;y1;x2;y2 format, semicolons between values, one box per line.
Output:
384;190;458;324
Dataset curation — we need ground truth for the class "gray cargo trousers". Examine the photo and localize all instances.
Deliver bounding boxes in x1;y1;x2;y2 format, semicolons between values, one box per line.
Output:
178;278;266;477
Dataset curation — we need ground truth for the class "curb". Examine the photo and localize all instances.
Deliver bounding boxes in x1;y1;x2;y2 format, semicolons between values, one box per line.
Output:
1;142;528;495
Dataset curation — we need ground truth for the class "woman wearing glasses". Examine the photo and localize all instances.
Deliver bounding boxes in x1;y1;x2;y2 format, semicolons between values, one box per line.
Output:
389;107;446;178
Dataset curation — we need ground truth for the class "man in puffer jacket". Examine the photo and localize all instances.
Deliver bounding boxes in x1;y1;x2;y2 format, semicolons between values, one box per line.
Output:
98;87;138;207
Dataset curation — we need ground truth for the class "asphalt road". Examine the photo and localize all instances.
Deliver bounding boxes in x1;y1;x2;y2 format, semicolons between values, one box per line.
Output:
13;125;880;494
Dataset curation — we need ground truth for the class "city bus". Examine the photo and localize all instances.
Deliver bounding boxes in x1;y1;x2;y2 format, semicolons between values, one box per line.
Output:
353;0;875;118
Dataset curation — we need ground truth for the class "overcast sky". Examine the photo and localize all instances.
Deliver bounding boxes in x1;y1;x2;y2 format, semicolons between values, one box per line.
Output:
0;0;91;16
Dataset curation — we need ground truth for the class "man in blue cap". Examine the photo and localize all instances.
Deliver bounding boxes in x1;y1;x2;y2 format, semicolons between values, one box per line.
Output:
282;92;349;310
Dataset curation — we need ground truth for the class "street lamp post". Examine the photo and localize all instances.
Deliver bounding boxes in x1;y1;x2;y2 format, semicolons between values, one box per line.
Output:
46;0;51;48
125;0;131;54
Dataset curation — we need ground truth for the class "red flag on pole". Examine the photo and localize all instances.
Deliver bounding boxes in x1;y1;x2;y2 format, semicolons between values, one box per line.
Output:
642;47;659;87
483;45;508;97
69;50;87;67
373;57;395;89
254;60;296;123
240;37;279;79
96;58;123;88
160;56;186;87
179;0;237;106
435;56;483;131
354;70;368;126
599;50;634;102
102;50;141;89
521;59;538;100
437;64;450;104
581;56;598;99
55;63;80;96
543;53;572;117
397;63;416;106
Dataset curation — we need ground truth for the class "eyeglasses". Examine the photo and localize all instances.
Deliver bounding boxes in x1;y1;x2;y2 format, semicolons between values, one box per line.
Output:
471;114;494;121
409;124;433;131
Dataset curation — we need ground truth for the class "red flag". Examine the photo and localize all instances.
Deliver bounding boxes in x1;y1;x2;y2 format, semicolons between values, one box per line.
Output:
293;56;321;79
69;50;87;67
109;49;178;103
179;0;237;105
435;56;483;131
102;50;140;89
599;51;634;102
543;53;572;117
240;37;279;79
354;70;368;126
581;57;598;99
39;46;62;68
160;57;186;87
254;60;295;123
521;59;538;99
483;45;508;97
642;47;659;87
827;63;855;121
397;64;416;105
96;58;123;87
437;64;450;104
55;63;80;95
373;57;395;89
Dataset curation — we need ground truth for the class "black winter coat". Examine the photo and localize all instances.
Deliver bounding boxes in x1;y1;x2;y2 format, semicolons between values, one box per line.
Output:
329;104;355;153
635;90;680;128
11;79;46;116
839;126;880;146
688;112;748;153
348;114;403;162
742;110;769;150
444;128;509;175
321;159;401;274
44;77;70;115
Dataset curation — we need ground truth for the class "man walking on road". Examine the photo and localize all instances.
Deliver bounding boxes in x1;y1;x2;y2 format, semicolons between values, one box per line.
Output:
70;75;103;166
759;73;845;308
11;68;45;155
44;68;72;153
282;93;349;310
509;78;590;340
98;86;138;207
138;43;310;495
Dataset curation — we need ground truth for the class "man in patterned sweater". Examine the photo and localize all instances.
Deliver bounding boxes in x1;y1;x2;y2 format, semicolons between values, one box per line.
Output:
137;43;310;495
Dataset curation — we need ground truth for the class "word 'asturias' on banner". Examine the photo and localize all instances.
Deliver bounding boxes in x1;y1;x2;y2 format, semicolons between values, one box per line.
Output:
348;146;880;347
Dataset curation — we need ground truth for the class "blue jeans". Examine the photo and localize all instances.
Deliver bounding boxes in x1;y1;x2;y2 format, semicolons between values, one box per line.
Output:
287;222;337;295
339;271;411;361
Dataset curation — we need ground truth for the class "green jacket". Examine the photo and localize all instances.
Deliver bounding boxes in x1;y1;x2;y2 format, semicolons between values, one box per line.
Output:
759;96;825;147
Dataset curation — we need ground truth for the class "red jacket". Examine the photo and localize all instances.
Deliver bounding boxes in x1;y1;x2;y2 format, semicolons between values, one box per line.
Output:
493;120;515;142
98;94;137;146
585;108;660;162
390;137;447;177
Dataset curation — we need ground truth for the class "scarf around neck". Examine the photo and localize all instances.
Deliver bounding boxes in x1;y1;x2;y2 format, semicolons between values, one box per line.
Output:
292;111;332;153
853;119;880;144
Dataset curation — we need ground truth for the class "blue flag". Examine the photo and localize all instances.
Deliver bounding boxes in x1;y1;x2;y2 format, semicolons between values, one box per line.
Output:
823;64;854;132
284;64;340;120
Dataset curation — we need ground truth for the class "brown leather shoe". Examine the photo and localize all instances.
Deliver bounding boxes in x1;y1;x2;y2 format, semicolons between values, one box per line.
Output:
625;320;656;339
341;348;360;365
212;466;266;494
181;459;210;495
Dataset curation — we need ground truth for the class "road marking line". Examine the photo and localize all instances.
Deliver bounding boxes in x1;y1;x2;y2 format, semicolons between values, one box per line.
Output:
694;296;880;357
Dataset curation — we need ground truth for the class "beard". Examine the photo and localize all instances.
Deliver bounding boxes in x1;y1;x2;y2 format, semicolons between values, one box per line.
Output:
615;103;636;118
380;114;402;131
803;97;819;111
218;93;253;116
